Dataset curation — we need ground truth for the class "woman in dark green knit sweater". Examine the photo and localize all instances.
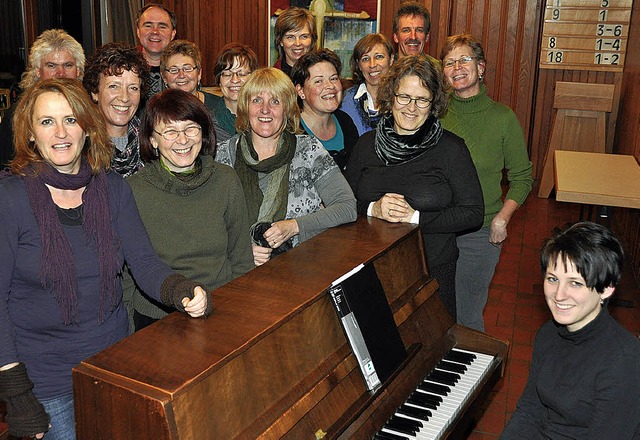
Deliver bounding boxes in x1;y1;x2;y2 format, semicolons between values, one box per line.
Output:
440;34;533;331
124;89;254;330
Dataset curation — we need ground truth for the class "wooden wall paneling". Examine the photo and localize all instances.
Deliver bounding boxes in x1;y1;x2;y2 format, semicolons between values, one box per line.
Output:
613;0;640;281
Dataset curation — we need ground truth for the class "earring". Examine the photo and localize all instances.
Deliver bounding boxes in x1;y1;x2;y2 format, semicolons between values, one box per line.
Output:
599;297;604;305
154;147;159;157
198;80;202;91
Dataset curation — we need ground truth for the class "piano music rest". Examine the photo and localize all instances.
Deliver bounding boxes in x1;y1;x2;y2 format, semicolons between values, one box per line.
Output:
73;217;508;439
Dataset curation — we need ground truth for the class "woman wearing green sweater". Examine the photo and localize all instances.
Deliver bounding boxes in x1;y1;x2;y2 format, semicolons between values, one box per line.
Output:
124;89;254;330
440;34;533;331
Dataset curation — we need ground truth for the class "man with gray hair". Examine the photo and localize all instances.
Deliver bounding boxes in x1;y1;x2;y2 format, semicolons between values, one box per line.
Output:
0;29;85;167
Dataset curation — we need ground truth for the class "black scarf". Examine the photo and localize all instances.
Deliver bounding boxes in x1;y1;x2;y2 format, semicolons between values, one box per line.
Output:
374;113;443;165
24;159;120;324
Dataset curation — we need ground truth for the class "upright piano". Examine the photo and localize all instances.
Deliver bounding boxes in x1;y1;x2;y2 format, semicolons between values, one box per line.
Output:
73;217;508;439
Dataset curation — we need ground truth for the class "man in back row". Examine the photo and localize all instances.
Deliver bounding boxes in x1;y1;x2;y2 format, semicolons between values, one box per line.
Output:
393;2;431;58
136;3;176;100
0;29;84;168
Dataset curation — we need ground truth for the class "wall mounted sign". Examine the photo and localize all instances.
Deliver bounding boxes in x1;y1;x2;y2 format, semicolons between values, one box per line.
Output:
540;0;632;71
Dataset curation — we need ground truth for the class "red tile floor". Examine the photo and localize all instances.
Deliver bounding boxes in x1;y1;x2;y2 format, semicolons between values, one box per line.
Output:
467;188;640;439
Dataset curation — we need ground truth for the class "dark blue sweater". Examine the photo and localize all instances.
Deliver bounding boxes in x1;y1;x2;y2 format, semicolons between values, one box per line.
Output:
0;171;173;399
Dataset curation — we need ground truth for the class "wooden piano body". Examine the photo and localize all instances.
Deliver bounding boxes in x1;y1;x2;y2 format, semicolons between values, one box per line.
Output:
73;217;509;439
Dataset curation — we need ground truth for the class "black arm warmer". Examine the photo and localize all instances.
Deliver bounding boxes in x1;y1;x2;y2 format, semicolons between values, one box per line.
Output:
160;273;212;317
0;363;50;437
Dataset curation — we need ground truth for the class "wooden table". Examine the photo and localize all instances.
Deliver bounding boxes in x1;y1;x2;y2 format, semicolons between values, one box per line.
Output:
554;150;640;211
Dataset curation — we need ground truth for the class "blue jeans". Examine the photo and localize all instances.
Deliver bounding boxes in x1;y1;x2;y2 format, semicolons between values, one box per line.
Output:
40;394;75;440
455;226;502;332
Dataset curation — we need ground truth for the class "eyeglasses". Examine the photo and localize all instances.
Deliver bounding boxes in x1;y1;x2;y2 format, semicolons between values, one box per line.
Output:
154;126;201;141
394;94;432;109
443;55;476;69
220;70;251;80
164;65;198;75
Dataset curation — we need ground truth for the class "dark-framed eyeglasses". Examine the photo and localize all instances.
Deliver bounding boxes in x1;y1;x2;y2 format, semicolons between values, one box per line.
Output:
164;65;198;75
154;126;201;141
394;94;432;109
220;70;251;80
443;55;476;69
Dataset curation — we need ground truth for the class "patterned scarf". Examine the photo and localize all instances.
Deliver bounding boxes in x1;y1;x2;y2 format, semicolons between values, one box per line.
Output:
24;159;120;324
374;113;443;166
111;115;143;178
356;93;382;130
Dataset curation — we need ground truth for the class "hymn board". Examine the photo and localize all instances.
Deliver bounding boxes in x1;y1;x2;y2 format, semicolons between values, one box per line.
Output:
540;0;633;71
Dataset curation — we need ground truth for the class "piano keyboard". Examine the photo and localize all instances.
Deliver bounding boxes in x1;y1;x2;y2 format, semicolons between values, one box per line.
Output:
374;348;495;440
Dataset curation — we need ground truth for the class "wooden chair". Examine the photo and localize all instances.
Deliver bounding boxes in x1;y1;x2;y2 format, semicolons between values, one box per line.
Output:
538;81;616;198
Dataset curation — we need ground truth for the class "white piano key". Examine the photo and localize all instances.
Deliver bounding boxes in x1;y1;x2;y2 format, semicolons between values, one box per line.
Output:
381;348;497;440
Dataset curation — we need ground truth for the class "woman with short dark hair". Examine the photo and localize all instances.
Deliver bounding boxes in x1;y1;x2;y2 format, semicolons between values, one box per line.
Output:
126;88;254;330
211;42;259;143
501;222;640;439
291;49;358;170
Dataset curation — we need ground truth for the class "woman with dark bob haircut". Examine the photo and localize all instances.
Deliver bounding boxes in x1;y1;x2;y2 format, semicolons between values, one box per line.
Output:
211;42;259;143
125;88;254;330
501;222;640;439
0;79;209;440
342;33;395;136
83;42;150;177
345;55;483;320
291;49;358;170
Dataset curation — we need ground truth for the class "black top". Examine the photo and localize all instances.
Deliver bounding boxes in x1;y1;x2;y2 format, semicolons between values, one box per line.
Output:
0;104;16;168
344;128;483;268
302;109;359;171
500;308;640;439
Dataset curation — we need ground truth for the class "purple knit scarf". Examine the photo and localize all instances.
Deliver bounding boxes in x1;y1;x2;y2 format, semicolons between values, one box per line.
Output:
24;160;120;324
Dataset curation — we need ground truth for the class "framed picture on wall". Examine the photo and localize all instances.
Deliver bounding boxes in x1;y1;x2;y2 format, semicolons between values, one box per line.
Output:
268;0;380;78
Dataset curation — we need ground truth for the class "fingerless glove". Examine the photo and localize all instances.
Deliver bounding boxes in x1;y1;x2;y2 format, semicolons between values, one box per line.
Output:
0;363;50;437
160;273;212;317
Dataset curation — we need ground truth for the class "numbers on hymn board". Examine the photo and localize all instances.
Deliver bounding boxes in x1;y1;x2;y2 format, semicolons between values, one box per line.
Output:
595;38;621;51
547;51;564;63
595;53;619;65
597;24;623;36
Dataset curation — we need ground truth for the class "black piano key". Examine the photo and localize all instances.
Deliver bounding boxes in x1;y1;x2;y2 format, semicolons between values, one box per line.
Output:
444;349;476;364
420;381;450;396
375;431;409;440
415;385;444;402
437;359;467;374
384;420;417;436
392;414;423;429
427;369;460;386
384;414;422;435
407;392;439;410
398;404;431;421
